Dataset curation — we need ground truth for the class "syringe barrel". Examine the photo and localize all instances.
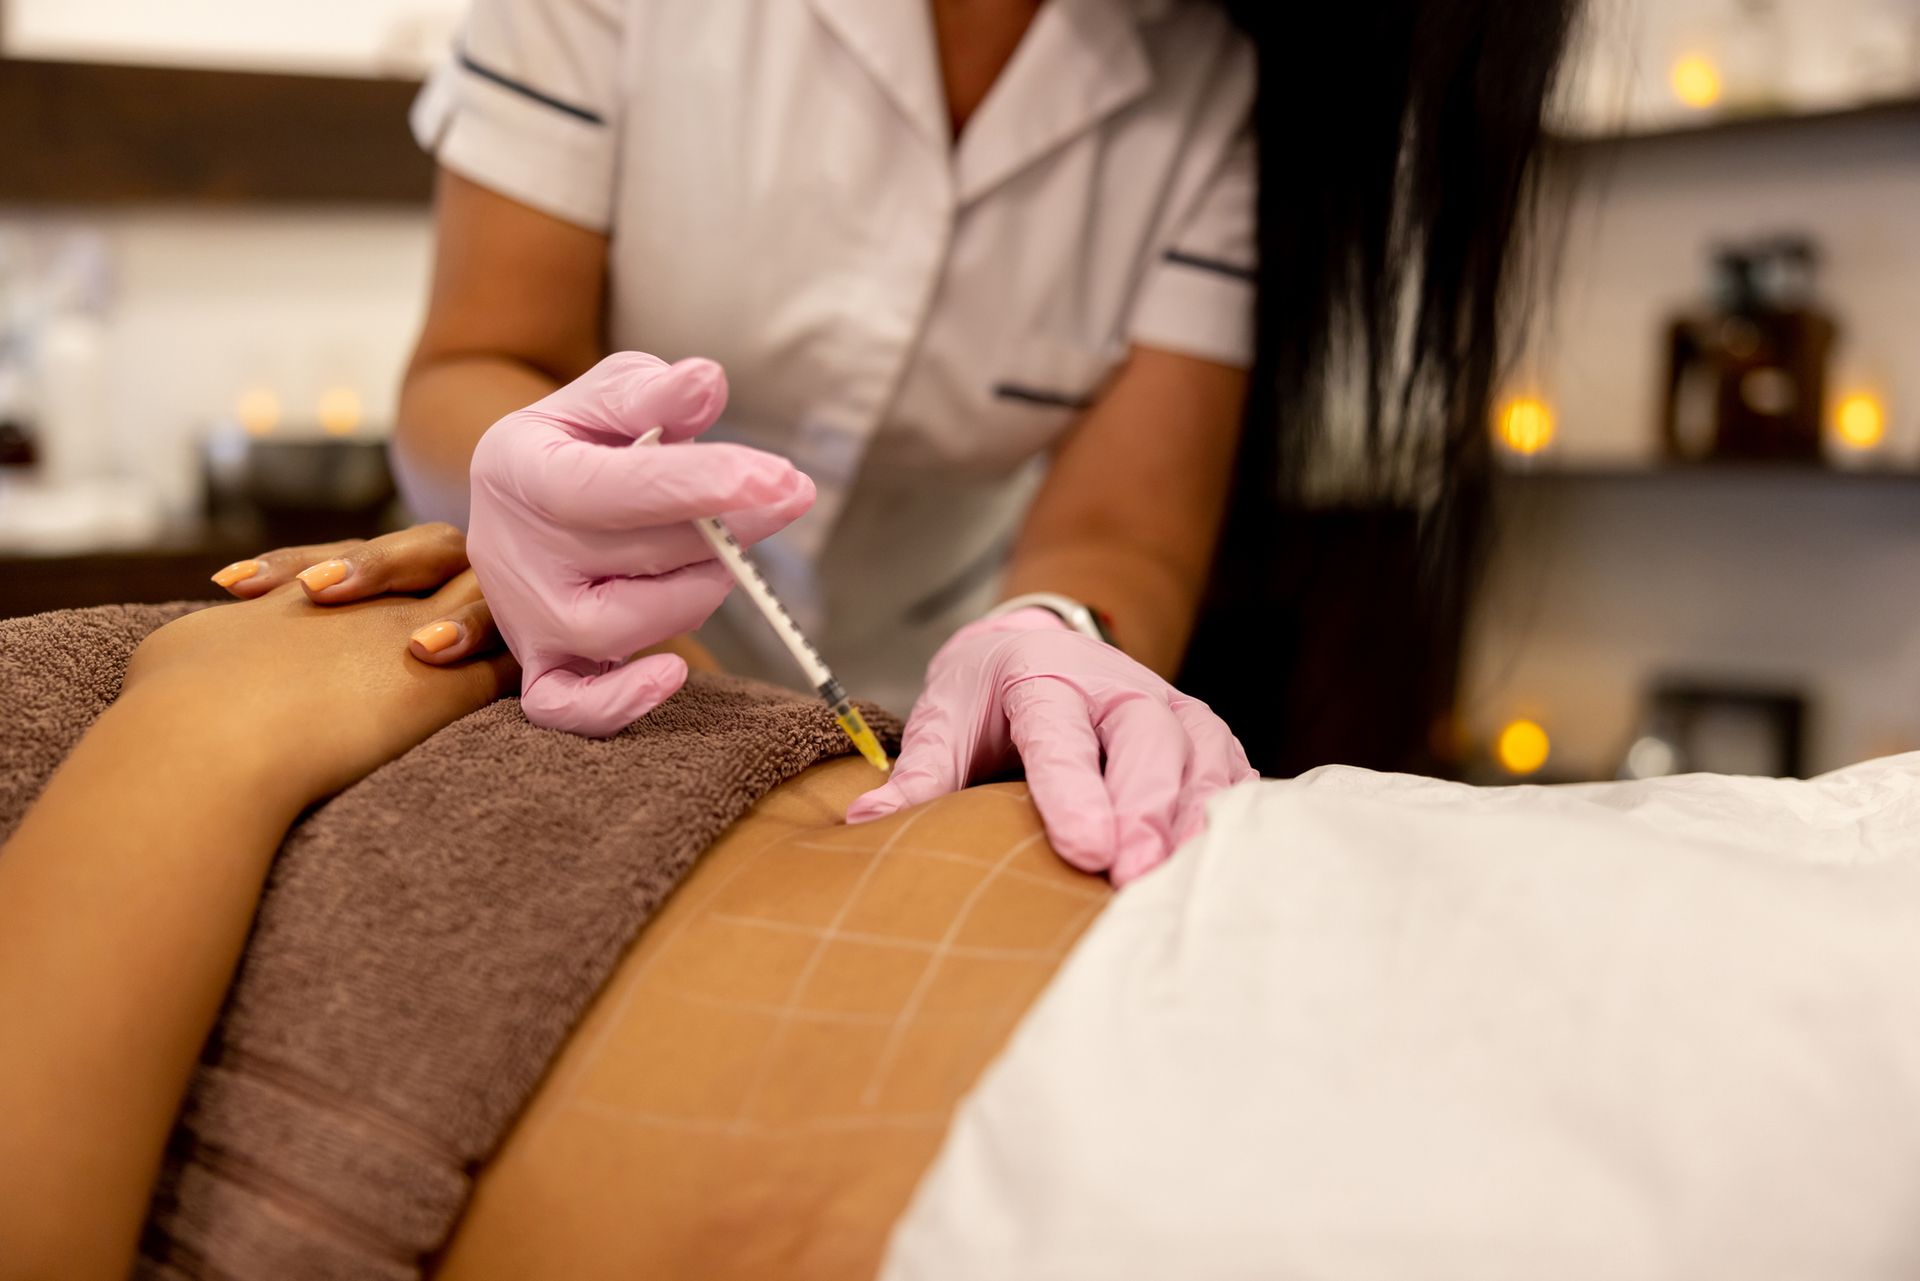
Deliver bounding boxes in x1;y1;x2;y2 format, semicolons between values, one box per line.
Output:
692;516;834;688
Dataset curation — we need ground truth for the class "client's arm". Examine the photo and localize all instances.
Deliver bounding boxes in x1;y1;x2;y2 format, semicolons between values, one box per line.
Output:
0;577;514;1281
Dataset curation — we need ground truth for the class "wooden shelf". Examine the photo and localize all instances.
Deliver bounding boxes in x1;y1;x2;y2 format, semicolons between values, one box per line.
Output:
1552;94;1920;149
0;539;252;620
0;57;430;204
1498;459;1920;484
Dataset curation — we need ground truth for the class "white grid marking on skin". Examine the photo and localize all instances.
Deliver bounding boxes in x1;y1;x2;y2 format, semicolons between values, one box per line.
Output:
532;784;1109;1146
652;899;1094;1019
571;1096;949;1136
701;912;1079;962
725;804;939;1133
662;989;904;1026
529;820;804;1139
789;837;1001;868
788;838;1113;899
858;832;1046;1108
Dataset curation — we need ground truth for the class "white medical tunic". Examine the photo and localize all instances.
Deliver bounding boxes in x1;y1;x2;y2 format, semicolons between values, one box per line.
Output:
413;0;1256;710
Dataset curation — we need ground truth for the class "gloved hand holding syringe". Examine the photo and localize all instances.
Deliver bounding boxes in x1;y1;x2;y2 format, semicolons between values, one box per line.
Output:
462;350;887;761
632;424;890;771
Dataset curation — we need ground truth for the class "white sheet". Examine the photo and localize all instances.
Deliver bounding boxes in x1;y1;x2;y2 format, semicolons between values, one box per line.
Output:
883;755;1920;1280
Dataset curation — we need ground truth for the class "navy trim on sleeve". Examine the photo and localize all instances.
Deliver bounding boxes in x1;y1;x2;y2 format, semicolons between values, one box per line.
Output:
993;383;1095;410
457;48;606;126
1163;249;1256;284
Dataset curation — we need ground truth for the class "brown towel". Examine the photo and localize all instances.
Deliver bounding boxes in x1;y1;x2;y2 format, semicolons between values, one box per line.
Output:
0;603;901;1280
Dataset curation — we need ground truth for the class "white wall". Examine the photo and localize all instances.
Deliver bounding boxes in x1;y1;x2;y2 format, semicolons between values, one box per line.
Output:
0;206;434;512
1463;113;1920;778
4;0;463;78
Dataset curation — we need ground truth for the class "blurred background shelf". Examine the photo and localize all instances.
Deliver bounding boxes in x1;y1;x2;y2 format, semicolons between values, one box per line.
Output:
0;539;254;619
1499;459;1920;484
0;57;430;205
1556;94;1920;149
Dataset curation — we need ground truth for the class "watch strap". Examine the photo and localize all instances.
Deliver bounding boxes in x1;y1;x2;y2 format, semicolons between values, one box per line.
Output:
983;592;1116;646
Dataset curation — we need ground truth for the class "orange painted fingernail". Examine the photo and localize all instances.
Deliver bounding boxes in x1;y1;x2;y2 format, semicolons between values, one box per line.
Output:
410;620;461;654
210;559;263;588
296;559;350;591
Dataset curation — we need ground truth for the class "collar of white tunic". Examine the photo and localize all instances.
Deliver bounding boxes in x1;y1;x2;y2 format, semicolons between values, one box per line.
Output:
804;0;1180;207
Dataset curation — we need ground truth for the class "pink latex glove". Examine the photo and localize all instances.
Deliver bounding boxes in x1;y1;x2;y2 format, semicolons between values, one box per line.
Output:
846;608;1258;884
467;352;814;736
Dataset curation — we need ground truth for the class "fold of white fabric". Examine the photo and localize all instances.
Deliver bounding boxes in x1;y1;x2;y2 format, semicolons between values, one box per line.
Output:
886;755;1920;1281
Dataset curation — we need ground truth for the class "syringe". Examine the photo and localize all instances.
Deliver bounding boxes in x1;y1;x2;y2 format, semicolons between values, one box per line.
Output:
634;427;891;773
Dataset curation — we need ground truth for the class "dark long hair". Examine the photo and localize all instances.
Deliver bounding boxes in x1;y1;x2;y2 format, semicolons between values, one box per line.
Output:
1189;0;1582;773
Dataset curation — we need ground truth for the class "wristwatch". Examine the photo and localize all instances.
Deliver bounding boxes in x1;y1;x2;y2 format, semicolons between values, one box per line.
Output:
983;592;1117;646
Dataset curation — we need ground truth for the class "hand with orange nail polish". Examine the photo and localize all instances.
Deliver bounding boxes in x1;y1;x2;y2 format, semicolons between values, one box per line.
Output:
211;522;467;604
211;560;264;590
295;559;350;593
411;620;462;654
131;570;518;808
208;522;506;666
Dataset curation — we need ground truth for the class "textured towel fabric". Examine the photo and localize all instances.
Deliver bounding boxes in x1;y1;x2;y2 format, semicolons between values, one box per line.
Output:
0;602;901;1280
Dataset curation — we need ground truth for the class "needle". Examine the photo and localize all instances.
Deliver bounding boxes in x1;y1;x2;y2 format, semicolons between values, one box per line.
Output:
634;426;890;772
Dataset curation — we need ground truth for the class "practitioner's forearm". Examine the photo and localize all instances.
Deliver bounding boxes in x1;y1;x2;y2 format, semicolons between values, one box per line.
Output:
0;690;306;1281
1000;345;1245;680
394;168;611;528
392;354;565;528
1001;540;1203;680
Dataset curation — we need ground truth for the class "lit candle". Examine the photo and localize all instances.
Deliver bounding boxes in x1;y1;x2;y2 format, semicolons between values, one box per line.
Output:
1670;54;1724;110
1832;391;1887;453
317;387;364;438
1495;394;1556;457
1495;718;1551;777
235;388;280;437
